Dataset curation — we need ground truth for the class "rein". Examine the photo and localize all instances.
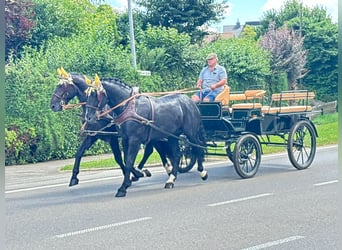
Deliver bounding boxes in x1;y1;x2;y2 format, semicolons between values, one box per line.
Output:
96;93;142;119
143;87;197;96
96;87;197;119
139;120;206;149
81;121;118;136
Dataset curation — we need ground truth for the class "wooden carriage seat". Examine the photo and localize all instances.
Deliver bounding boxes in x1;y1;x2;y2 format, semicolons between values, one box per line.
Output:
262;91;315;114
215;87;266;107
231;90;266;109
214;85;230;105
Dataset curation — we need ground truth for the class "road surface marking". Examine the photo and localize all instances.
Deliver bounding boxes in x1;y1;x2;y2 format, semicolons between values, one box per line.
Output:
5;170;167;194
53;217;152;239
5;176;119;194
208;193;273;207
314;180;338;186
242;235;305;250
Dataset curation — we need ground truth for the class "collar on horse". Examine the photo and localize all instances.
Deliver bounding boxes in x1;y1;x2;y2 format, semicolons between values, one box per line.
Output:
114;87;154;127
95;86;147;125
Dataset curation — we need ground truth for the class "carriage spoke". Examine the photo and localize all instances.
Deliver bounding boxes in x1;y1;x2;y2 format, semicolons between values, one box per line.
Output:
291;125;313;165
287;120;316;170
234;134;261;178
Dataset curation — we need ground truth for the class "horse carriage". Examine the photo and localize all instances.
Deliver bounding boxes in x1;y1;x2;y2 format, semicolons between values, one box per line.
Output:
182;86;317;179
51;68;318;197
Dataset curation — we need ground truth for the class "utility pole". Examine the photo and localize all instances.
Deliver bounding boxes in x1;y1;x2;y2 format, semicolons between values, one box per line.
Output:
128;0;137;69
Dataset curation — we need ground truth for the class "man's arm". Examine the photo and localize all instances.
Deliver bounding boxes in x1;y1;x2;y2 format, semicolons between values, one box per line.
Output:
210;78;227;90
196;78;203;89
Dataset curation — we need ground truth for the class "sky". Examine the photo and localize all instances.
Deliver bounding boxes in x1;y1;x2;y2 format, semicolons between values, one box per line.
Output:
105;0;338;30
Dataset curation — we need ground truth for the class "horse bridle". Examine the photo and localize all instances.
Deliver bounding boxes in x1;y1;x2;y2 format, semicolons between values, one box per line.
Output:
85;87;109;119
53;82;71;106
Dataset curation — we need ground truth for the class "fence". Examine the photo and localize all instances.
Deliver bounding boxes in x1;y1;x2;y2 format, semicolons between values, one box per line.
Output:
311;100;337;119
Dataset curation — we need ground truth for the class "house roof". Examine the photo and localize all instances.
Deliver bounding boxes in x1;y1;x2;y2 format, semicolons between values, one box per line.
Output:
222;19;243;37
222;20;261;38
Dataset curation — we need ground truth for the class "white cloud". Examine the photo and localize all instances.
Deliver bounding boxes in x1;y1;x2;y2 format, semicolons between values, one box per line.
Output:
262;0;337;22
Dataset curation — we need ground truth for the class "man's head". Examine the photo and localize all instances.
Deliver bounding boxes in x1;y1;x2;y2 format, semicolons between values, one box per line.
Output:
206;53;218;60
206;53;218;66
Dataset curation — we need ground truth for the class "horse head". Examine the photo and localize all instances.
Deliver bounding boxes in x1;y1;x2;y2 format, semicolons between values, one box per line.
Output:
85;75;109;124
50;68;91;112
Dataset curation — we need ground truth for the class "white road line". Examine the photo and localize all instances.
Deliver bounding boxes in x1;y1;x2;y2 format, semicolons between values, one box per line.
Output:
5;176;118;194
314;180;339;186
5;170;167;194
208;193;273;207
53;217;152;239
241;235;305;250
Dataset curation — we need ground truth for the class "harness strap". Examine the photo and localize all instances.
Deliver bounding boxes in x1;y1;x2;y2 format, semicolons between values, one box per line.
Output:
141;121;206;149
80;121;118;136
96;88;198;119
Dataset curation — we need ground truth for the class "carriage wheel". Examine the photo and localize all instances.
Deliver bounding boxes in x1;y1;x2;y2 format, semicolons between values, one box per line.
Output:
225;142;235;162
233;134;261;178
287;120;316;170
178;142;196;173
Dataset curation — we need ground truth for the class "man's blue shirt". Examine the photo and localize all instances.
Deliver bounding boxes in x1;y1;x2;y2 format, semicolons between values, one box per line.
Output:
198;64;227;93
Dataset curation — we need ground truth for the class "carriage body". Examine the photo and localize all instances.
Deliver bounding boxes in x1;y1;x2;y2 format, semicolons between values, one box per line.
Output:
192;89;318;179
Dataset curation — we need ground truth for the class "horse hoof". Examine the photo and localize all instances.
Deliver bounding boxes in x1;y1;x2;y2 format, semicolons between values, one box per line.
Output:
164;182;174;189
115;190;127;197
69;178;79;187
142;169;152;177
201;172;208;181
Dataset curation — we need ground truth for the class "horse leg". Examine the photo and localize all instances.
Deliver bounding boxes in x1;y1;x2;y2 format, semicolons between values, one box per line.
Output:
116;140;145;197
69;136;97;186
130;143;153;182
108;137;125;174
136;143;153;170
154;141;172;175
165;138;180;189
194;144;208;181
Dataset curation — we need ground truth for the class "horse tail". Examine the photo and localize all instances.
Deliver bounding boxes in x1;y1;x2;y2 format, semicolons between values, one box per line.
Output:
198;121;207;146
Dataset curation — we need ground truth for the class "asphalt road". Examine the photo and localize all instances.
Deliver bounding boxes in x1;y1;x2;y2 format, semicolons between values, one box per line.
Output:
5;145;338;250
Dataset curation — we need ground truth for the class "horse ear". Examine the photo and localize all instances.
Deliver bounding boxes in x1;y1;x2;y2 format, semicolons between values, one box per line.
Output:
61;67;69;78
84;76;92;85
94;74;101;88
57;68;62;76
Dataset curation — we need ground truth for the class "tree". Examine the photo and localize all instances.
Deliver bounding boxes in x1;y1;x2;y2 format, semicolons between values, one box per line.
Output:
5;0;35;59
29;0;96;50
136;25;198;90
136;0;228;43
116;10;147;47
300;11;337;101
240;25;257;40
259;23;307;91
257;0;338;101
5;2;133;165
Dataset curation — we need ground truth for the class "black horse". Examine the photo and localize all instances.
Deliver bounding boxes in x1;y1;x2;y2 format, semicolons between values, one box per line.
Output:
85;77;208;197
50;71;171;187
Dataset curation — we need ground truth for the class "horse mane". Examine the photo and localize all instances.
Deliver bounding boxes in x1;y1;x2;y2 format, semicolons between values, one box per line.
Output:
68;72;92;91
69;72;85;78
101;77;132;91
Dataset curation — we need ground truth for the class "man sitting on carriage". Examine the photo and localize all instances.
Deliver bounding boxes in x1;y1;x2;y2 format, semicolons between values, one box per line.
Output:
192;53;228;102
